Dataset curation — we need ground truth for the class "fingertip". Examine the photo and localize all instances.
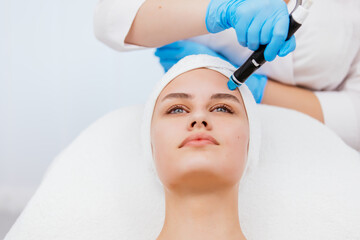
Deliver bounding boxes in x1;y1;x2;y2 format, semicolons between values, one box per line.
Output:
264;50;276;62
248;34;259;51
289;35;296;51
278;43;289;57
278;49;287;57
278;49;286;57
154;49;161;57
260;36;270;45
264;42;278;61
248;43;259;51
278;36;296;57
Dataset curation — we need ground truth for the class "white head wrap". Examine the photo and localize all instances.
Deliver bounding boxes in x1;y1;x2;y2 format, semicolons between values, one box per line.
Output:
141;54;261;186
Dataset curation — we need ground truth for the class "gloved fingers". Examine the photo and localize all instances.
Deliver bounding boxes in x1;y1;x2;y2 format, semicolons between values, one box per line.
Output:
264;15;289;61
260;16;276;45
244;74;260;86
158;59;177;72
247;9;271;51
234;12;254;47
273;14;290;41
155;47;186;60
264;35;284;61
244;74;268;103
154;48;167;58
154;45;180;57
278;35;296;57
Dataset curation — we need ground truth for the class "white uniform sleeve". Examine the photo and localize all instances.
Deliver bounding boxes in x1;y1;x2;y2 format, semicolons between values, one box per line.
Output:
93;0;146;51
314;48;360;151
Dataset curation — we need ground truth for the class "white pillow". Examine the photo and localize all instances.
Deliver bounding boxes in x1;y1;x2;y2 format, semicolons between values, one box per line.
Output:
5;104;360;240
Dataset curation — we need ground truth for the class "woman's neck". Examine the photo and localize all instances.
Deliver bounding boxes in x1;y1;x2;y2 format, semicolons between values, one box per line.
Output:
157;185;246;240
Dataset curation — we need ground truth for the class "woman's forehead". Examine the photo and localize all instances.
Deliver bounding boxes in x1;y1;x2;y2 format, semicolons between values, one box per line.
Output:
158;68;242;100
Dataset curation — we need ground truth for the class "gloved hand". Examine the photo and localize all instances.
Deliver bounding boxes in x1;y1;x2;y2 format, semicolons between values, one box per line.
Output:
205;0;296;61
244;74;268;103
155;41;227;72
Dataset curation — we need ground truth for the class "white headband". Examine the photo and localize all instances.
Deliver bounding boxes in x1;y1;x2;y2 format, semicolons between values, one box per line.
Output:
141;54;261;186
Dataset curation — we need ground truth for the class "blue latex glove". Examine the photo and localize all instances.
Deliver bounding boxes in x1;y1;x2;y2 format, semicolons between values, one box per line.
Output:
155;41;227;72
205;0;296;61
244;74;268;103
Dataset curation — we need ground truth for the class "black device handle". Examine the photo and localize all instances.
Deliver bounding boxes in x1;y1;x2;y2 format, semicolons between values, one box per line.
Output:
233;16;301;84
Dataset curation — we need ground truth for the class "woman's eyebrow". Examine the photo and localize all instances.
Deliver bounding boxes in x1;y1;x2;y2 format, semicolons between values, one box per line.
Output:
161;93;193;102
210;93;240;103
161;92;240;103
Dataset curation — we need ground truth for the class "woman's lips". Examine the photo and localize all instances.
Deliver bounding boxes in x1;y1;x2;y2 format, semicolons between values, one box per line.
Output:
179;133;219;148
183;139;217;147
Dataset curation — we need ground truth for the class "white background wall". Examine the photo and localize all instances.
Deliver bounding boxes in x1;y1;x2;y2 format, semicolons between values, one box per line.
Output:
0;0;163;237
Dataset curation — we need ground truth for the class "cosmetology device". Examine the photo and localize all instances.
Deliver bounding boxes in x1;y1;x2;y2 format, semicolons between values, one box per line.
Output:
227;0;313;90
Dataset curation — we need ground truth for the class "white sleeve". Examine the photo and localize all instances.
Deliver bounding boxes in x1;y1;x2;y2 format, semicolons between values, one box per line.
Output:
93;0;146;51
314;48;360;151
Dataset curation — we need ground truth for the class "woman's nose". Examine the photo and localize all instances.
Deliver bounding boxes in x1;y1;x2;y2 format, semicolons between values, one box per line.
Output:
191;120;207;128
188;113;212;130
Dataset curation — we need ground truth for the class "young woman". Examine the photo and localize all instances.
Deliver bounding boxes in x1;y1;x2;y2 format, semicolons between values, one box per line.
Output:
141;54;260;239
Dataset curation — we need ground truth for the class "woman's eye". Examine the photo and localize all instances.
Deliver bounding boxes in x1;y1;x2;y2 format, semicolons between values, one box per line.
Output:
166;104;233;114
212;105;233;113
167;105;187;114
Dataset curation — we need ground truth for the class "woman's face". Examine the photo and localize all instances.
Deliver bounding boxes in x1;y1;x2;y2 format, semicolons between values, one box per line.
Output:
151;69;249;192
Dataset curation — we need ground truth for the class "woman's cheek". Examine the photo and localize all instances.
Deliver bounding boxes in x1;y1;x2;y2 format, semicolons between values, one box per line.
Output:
234;124;250;150
224;120;249;148
153;119;180;157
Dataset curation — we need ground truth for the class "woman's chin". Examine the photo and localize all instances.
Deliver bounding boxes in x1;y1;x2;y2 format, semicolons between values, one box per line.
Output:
163;167;238;194
177;149;220;163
